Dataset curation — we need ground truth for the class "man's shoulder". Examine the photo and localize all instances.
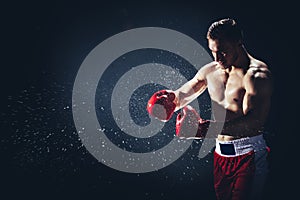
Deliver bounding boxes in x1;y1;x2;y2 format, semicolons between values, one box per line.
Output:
194;62;218;80
247;58;271;79
199;61;219;73
244;58;272;93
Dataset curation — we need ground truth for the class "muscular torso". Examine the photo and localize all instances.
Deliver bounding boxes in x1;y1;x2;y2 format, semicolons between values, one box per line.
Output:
207;65;246;120
204;61;271;141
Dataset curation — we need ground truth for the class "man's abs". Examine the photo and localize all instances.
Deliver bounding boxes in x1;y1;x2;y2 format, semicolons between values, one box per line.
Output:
211;101;263;141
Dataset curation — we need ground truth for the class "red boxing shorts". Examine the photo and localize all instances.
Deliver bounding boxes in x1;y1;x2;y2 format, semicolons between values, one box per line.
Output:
214;134;270;200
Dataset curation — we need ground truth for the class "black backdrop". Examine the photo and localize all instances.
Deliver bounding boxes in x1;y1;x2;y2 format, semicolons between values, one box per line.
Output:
1;1;295;199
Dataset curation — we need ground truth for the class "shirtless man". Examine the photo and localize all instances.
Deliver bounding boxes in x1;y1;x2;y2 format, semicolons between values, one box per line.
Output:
147;18;272;200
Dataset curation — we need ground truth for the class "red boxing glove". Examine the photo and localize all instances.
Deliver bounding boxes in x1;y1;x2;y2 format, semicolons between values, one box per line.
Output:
176;105;210;139
147;90;176;122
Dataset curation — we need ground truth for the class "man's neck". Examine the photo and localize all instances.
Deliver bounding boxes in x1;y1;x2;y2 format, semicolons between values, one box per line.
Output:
233;46;250;70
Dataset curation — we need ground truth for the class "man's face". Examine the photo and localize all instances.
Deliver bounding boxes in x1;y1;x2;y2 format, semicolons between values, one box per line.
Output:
208;38;239;69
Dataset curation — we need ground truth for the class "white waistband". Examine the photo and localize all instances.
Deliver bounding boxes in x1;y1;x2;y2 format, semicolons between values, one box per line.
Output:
215;134;267;157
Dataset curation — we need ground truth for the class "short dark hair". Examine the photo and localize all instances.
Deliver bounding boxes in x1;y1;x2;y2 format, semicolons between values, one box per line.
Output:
207;18;243;42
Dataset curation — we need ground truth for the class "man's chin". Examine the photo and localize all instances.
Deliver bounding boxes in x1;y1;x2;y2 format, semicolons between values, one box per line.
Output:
219;63;228;69
222;63;232;69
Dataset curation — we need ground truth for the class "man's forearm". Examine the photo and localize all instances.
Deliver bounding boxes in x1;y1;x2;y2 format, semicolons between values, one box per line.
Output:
174;79;207;111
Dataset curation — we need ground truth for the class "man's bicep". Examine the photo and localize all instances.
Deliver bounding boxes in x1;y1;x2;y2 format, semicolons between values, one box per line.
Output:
243;75;272;116
191;72;207;93
176;65;208;93
174;66;208;109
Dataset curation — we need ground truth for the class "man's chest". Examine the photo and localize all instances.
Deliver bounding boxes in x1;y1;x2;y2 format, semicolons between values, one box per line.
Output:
207;69;246;107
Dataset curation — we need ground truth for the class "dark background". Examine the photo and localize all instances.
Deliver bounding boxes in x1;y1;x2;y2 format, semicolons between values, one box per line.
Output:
1;0;295;199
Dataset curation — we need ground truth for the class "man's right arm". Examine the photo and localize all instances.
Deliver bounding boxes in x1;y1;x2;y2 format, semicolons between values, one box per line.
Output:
174;63;211;111
147;62;213;122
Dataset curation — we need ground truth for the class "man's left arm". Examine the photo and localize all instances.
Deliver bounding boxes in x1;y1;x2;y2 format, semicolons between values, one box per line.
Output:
221;67;273;136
